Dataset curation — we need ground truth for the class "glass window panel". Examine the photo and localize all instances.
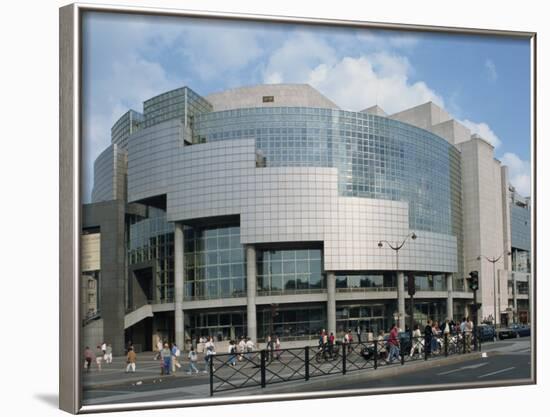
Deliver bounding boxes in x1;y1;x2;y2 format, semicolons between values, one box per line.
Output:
296;260;309;273
283;261;295;274
220;279;231;297
219;265;230;278
219;250;230;264
207;252;218;265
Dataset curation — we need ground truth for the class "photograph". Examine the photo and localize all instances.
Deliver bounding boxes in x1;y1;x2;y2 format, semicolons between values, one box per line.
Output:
60;2;534;412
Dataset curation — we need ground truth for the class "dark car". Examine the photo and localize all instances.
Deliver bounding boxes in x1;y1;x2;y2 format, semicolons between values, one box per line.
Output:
498;323;531;340
476;324;497;342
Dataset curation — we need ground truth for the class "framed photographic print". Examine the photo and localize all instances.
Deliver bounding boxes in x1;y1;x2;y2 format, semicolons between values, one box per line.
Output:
59;2;536;413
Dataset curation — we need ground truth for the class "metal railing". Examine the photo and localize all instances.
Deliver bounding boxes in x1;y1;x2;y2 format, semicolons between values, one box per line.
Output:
335;287;397;293
209;332;481;396
82;310;101;326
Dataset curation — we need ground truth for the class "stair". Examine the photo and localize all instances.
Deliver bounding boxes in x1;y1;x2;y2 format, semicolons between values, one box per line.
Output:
124;304;153;329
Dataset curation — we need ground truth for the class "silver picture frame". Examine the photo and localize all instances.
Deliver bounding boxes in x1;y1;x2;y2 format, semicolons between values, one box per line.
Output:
60;2;537;413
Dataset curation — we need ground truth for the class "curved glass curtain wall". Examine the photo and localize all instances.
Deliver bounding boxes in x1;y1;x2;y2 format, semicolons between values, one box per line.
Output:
193;107;462;239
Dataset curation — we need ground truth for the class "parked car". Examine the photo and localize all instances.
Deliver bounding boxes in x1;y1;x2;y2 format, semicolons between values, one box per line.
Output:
476;324;497;342
498;323;531;340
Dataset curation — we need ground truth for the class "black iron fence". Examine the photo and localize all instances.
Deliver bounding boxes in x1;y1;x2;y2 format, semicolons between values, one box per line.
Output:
209;332;482;396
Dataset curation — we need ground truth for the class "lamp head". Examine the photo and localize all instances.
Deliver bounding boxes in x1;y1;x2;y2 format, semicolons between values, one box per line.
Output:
411;233;417;240
377;241;383;248
476;256;481;261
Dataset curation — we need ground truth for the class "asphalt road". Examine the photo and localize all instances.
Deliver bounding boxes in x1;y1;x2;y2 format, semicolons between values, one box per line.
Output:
82;337;532;406
309;350;531;392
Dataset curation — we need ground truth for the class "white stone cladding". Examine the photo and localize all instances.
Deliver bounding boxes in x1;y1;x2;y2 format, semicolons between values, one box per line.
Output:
205;84;340;112
128;119;458;274
458;137;509;324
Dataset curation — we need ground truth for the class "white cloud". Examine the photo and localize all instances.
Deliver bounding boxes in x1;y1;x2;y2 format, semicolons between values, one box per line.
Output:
262;32;338;84
485;59;498;83
500;152;531;196
262;32;442;113
177;24;264;81
307;54;444;113
460;119;502;148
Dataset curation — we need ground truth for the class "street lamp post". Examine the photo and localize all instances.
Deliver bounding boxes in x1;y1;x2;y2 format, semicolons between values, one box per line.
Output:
378;232;417;331
477;251;511;328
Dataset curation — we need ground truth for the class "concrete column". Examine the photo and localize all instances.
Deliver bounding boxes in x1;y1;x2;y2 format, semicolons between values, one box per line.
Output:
397;272;405;330
246;245;257;343
174;223;184;349
327;272;336;336
446;273;454;320
512;273;518;323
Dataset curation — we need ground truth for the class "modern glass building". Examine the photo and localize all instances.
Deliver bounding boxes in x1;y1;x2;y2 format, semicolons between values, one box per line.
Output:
82;84;529;354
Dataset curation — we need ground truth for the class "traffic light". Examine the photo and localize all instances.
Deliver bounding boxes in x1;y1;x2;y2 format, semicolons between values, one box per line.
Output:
407;272;416;296
468;270;479;291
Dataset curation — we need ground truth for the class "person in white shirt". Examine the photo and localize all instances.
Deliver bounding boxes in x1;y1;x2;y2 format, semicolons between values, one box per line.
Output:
237;337;246;361
186;347;199;374
409;324;423;357
203;337;216;373
245;337;255;360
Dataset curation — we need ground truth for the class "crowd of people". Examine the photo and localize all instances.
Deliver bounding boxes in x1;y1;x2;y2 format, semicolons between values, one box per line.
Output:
83;319;476;377
83;341;113;373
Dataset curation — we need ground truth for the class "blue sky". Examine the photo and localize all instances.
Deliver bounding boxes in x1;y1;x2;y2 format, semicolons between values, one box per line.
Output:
82;12;532;202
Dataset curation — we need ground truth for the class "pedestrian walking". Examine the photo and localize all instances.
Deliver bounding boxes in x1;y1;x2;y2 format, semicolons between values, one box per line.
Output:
431;321;439;353
186;347;199;374
105;344;113;364
328;332;335;358
101;341;107;358
245;337;255;360
424;319;433;356
238;336;246;361
347;329;353;353
125;347;136;373
160;342;172;375
84;346;94;373
356;324;362;343
228;340;237;366
266;335;274;361
342;330;350;353
409;324;423;357
171;343;181;373
154;338;163;360
95;345;103;371
388;324;401;363
377;330;386;360
203;337;216;373
275;336;282;360
465;316;473;353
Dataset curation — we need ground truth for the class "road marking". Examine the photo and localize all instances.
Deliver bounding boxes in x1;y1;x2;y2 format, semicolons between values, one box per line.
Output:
437;363;488;376
477;367;515;379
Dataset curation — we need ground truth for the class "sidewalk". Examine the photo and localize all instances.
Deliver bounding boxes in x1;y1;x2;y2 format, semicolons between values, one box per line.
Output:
82;351;210;388
83;339;517;390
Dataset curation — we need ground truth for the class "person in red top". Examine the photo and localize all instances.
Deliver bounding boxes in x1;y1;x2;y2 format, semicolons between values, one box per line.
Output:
388;324;401;363
328;332;335;358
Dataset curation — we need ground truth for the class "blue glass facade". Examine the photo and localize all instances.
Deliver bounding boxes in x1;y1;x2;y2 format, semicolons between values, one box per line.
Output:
511;203;531;251
193;107;462;241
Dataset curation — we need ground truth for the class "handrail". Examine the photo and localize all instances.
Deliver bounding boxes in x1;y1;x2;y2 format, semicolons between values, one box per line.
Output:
209;331;481;396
